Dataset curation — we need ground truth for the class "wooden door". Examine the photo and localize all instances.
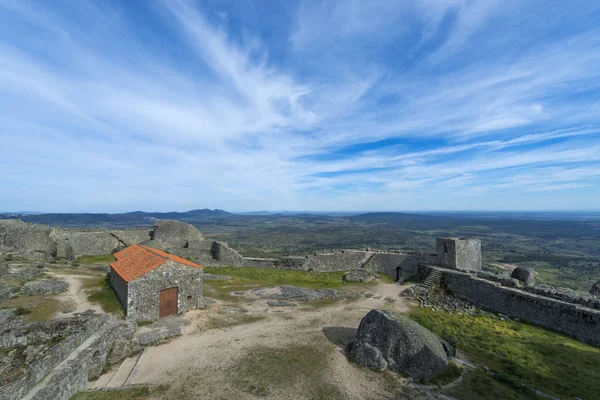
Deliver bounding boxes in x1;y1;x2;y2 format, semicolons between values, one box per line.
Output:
159;287;178;318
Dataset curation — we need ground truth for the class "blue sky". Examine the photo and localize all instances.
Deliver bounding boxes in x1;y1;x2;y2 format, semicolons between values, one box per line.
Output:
1;0;600;212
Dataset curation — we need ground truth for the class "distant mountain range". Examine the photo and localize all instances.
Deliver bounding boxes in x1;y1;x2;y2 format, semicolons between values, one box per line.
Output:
0;209;233;228
1;208;599;229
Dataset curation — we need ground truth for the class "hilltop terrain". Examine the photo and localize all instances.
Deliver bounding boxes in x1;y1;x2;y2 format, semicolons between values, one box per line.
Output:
6;209;597;292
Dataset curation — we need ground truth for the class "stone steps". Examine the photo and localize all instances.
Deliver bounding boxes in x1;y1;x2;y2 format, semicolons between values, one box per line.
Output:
413;269;443;295
422;269;442;289
101;351;144;389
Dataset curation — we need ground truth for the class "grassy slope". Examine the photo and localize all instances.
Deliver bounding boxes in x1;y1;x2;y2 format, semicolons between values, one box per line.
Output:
204;266;392;290
86;274;124;316
411;308;600;400
202;266;389;305
77;254;116;264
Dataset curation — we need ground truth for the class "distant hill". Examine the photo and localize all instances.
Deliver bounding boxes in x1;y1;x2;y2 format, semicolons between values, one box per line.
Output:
0;208;233;228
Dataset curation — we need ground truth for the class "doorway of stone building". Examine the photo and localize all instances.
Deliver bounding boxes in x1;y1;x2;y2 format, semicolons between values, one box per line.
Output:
159;287;178;318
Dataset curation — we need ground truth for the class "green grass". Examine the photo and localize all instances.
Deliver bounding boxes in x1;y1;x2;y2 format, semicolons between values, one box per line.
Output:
1;296;66;321
431;361;462;386
203;266;385;304
69;385;169;400
228;344;343;399
410;308;600;399
77;254;116;264
13;307;32;315
204;266;387;290
87;274;124;317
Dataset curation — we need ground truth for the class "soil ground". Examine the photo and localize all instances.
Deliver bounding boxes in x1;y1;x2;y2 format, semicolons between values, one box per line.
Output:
91;281;443;400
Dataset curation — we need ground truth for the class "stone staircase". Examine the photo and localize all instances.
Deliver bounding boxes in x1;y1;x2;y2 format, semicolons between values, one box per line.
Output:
414;269;443;295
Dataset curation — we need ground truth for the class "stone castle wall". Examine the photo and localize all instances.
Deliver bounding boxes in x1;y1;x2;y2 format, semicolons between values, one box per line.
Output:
422;265;600;347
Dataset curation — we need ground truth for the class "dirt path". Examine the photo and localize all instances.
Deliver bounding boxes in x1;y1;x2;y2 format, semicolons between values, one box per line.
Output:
47;272;105;318
113;282;420;400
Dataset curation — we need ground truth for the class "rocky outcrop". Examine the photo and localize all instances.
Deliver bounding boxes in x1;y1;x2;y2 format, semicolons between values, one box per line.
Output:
21;279;68;296
151;220;204;248
343;270;375;283
351;309;448;381
590;281;600;298
511;267;535;286
0;221;56;258
251;286;360;302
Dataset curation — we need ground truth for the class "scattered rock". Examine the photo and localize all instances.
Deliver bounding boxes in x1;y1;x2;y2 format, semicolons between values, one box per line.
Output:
384;297;396;303
251;286;359;302
21;279;68;295
500;277;521;288
132;316;187;351
266;300;297;307
590;281;600;298
511;267;535;286
364;292;374;298
351;309;448;381
343;270;375;283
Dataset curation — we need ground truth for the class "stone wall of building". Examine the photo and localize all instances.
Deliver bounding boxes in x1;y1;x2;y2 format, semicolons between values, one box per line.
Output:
110;270;128;310
422;265;600;347
125;261;204;322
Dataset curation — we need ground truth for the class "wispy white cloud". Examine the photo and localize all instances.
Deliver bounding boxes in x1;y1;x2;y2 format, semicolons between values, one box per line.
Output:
0;0;599;212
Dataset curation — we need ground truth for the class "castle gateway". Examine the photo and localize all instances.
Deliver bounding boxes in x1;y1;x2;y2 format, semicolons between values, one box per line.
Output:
110;244;204;322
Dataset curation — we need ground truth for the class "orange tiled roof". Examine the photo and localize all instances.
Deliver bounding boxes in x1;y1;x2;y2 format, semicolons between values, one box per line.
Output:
110;244;203;282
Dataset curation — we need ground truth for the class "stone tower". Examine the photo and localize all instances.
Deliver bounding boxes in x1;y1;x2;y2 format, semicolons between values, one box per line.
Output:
436;237;481;271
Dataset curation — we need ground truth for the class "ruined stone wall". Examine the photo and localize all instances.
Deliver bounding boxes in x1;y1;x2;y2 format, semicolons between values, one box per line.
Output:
126;261;203;322
110;270;128;310
363;253;436;282
423;265;600;347
110;229;151;246
52;229;121;256
303;250;372;272
210;241;244;265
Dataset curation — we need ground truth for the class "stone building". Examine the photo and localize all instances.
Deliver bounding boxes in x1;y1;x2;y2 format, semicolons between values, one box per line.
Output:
110;244;204;322
436;237;481;271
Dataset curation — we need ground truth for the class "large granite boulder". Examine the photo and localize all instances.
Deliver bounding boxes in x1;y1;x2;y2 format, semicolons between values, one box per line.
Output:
0;220;56;257
151;220;204;248
511;267;535;286
351;309;448;381
590;281;600;298
343;270;375;283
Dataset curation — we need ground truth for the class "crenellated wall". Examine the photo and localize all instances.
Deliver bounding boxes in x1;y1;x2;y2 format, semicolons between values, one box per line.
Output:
422;265;600;347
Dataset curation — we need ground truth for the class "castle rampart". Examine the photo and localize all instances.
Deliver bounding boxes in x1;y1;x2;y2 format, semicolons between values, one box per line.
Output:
421;265;600;347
